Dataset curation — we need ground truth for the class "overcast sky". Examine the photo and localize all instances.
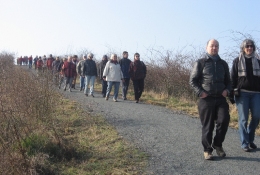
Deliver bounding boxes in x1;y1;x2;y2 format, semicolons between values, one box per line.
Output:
0;0;259;61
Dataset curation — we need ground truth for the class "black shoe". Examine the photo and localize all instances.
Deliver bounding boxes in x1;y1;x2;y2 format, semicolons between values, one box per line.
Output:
249;143;257;149
135;100;139;103
85;94;88;97
242;146;250;152
123;97;127;100
91;94;94;97
63;88;66;91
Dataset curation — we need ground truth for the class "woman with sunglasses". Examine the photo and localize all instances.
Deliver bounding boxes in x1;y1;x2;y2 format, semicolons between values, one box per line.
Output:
129;53;147;103
231;39;260;152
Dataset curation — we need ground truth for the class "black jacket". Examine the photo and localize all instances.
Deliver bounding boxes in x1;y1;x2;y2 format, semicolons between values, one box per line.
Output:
231;57;260;92
99;60;108;79
83;59;97;76
189;54;231;97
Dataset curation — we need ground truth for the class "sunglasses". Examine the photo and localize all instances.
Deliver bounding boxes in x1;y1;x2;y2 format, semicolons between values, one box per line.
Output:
245;45;253;48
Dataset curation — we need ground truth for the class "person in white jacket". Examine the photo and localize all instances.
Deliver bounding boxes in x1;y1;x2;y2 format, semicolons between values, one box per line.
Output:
103;54;124;102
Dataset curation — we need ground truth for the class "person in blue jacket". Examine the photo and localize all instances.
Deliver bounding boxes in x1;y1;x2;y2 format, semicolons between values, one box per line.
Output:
119;51;131;100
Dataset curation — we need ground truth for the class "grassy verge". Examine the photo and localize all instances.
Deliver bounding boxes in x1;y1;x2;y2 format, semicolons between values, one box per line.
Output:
40;97;148;174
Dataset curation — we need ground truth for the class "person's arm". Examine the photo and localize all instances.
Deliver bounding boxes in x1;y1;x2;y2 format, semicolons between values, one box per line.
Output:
189;60;205;97
102;62;110;79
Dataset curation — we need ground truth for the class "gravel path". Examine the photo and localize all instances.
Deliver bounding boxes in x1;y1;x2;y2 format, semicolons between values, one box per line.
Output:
62;85;260;175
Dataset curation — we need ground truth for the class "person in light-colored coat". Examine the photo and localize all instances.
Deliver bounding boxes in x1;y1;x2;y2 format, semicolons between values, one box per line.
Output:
103;54;124;102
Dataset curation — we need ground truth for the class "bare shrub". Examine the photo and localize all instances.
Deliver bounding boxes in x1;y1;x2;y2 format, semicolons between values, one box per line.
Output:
144;48;203;101
0;52;62;174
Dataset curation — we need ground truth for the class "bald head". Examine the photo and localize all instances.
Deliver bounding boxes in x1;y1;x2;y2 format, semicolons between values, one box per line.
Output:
206;39;219;56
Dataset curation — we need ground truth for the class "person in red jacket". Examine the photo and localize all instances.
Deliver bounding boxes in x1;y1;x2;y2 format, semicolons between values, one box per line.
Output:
46;54;55;71
36;57;44;76
62;56;77;92
129;53;147;103
28;55;33;69
18;56;23;66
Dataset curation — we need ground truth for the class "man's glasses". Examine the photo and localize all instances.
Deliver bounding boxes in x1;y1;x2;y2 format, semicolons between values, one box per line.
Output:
245;45;253;48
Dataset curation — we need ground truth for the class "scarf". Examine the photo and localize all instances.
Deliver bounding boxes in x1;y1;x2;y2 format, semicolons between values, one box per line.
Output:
110;60;118;64
238;53;260;77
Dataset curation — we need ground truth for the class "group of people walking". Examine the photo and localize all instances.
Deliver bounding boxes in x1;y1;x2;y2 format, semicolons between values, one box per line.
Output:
23;39;259;160
190;38;260;160
33;51;147;103
83;51;146;102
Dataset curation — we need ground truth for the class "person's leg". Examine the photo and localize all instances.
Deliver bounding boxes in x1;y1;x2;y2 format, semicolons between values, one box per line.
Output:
102;80;107;97
137;79;144;100
248;93;260;144
198;97;215;153
114;82;120;100
68;77;73;91
84;75;91;95
122;78;130;99
106;81;113;99
213;97;230;147
89;76;96;96
64;77;68;90
132;80;139;101
59;75;64;89
236;91;250;149
79;76;85;91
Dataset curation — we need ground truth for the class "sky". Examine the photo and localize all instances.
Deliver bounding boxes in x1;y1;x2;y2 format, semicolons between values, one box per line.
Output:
0;0;259;61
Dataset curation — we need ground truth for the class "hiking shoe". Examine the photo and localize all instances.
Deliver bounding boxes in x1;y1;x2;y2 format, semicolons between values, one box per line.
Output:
212;145;226;157
242;146;250;152
113;98;118;102
249;143;257;149
204;152;213;160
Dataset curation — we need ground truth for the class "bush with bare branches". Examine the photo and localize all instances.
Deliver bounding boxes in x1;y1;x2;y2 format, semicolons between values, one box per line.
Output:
0;53;63;174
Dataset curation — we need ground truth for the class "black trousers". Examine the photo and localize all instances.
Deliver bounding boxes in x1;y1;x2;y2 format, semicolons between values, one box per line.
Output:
132;79;144;100
198;96;230;152
101;80;108;97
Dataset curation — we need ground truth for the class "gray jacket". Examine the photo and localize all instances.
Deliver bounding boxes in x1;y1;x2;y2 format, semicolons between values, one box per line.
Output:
189;54;231;97
77;59;85;75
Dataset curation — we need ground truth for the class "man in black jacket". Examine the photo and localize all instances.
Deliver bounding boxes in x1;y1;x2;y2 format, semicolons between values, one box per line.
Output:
83;53;97;97
190;39;231;160
119;51;131;100
99;55;108;97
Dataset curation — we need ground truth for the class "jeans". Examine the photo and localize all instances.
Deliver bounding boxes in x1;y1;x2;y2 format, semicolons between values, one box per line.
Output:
106;81;120;100
121;78;130;98
29;61;32;68
235;91;260;148
79;76;85;90
64;77;73;90
198;96;230;152
101;79;108;97
84;75;96;95
132;79;144;100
